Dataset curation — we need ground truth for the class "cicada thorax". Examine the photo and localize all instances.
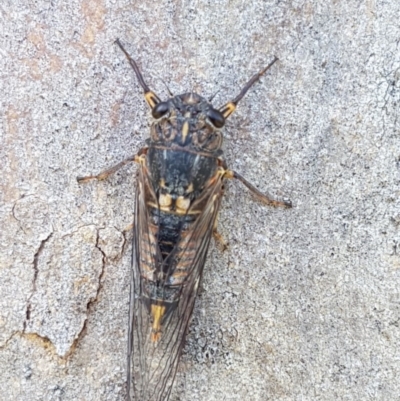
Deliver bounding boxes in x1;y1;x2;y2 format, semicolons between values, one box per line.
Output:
139;92;225;342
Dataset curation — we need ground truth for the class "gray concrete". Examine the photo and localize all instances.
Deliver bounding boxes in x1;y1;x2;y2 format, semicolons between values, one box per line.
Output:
1;0;399;400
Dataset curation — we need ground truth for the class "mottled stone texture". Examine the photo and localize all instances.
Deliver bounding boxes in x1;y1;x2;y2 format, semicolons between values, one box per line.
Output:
1;0;399;400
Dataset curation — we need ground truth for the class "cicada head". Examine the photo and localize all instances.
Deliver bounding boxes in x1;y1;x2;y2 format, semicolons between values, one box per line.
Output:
115;39;277;155
149;93;225;153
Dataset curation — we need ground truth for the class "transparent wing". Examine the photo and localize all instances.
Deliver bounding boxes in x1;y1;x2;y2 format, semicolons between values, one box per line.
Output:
127;163;224;401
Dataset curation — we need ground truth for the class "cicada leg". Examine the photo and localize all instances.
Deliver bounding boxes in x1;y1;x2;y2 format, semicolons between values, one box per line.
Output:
77;148;147;183
213;228;228;252
209;182;229;251
122;222;134;233
225;170;292;208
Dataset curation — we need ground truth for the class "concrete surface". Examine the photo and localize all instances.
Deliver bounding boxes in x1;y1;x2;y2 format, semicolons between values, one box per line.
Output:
1;0;399;400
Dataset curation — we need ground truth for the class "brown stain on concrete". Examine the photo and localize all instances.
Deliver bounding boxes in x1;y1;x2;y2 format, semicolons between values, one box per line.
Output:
81;0;106;45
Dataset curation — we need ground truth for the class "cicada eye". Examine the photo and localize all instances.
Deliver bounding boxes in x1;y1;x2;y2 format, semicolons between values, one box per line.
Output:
207;108;225;128
152;101;170;119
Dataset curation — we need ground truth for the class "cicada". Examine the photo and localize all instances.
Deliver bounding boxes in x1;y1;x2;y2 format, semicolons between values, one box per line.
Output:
78;39;291;401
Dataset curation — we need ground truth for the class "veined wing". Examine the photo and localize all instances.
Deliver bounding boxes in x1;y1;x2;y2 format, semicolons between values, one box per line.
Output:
127;161;225;401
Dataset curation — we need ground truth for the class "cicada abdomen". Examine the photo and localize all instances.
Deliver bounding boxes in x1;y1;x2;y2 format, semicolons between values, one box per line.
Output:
78;39;291;401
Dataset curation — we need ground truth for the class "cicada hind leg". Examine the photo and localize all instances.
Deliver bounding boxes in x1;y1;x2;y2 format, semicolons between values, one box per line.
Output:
224;169;292;208
212;229;229;251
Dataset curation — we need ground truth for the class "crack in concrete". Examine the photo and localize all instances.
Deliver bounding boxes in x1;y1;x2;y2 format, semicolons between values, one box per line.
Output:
60;224;97;239
23;232;53;332
64;229;107;359
120;224;131;258
11;202;21;223
91;228;107;308
0;331;57;355
10;195;39;235
11;199;27;235
17;225;123;358
0;331;19;350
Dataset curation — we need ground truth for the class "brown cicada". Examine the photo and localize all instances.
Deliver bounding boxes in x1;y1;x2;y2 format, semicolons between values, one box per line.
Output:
78;39;291;401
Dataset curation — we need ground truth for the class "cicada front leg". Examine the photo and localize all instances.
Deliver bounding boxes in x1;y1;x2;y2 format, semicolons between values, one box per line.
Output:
77;148;147;183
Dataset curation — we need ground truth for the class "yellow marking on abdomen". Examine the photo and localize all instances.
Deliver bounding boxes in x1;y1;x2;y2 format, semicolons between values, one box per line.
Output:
151;304;166;342
159;193;172;207
176;196;190;212
147;202;201;215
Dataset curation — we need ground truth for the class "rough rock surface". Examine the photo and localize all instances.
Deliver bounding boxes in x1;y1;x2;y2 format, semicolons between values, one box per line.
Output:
1;1;399;400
